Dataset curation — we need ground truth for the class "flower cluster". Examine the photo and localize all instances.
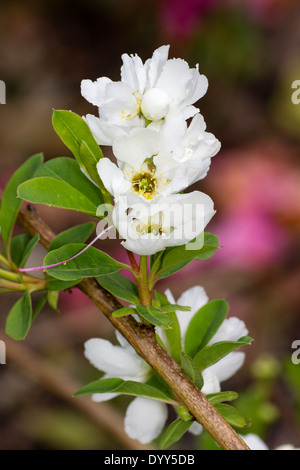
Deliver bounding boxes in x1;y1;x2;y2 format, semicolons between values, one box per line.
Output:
81;45;220;255
84;286;248;444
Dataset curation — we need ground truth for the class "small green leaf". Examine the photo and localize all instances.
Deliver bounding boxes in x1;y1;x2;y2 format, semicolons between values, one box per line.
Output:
163;311;181;364
5;290;32;340
153;292;181;362
52;110;104;187
193;337;253;371
47;290;60;312
49;222;95;251
0;153;43;245
159;304;191;313
112;307;137;317
19;234;40;269
46;278;81;291
44;244;124;281
176;406;193;422
215;404;248;428
18;157;104;217
10;233;32;267
181;352;204;390
18;177;99;216
97;272;140;304
159;418;193;449
136;305;173;329
74;378;176;404
184;299;229;358
157;233;219;279
206;391;239;405
32;293;48;321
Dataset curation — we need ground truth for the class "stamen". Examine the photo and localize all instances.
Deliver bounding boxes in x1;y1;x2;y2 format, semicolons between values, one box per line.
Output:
19;225;114;273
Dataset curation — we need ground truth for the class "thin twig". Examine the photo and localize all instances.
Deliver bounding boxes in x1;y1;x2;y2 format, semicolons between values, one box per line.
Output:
14;200;250;450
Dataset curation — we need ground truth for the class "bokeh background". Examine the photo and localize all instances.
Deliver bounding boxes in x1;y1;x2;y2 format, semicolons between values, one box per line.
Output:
1;0;300;450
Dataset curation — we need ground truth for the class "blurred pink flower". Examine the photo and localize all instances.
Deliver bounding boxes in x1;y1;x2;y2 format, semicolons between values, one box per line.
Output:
205;144;300;270
211;207;290;269
159;0;219;40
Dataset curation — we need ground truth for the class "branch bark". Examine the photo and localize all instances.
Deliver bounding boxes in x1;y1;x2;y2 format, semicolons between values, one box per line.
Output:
15;201;250;450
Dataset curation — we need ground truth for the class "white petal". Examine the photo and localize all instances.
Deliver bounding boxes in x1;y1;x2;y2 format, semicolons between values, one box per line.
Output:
164;288;176;305
121;53;146;93
102;81;139;122
124;397;168;444
156;58;193;103
209;318;249;344
91;392;119;402
184;67;208;106
176;286;209;342
206;352;245;383
188;422;203;436
113;128;163;167
201;369;221;395
145;45;170;89
97;158;131;200
81;77;111;106
242;434;269;450
84;114;126;146
84;338;148;380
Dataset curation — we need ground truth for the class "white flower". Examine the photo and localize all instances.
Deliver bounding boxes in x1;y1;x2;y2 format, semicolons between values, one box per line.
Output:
84;330;167;443
81;45;208;145
124;397;168;445
113;191;215;256
241;433;300;451
84;330;151;402
97;114;220;202
84;285;248;444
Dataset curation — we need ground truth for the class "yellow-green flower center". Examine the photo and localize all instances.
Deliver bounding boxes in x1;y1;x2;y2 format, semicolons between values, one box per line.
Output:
132;172;157;199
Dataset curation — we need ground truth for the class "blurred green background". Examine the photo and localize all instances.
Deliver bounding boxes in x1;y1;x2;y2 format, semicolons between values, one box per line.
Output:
0;0;300;450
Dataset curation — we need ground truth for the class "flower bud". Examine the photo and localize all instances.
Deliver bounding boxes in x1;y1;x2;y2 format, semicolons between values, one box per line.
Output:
141;88;172;121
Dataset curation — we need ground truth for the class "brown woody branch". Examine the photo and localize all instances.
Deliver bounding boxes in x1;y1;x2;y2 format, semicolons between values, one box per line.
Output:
15;201;250;450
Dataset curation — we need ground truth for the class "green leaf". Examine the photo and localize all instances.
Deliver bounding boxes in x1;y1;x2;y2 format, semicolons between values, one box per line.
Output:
18;158;104;217
184;300;229;358
215;404;248;428
5;290;32;340
79;140;104;188
34;157;103;207
19;234;40;269
10;233;32;267
52;110;104;187
159;418;193;449
47;290;60;312
97;272;139;304
157;233;219;279
32;293;48;321
163;311;181;364
193;337;253;371
153;292;181;362
49;222;95;251
74;378;176;404
136;305;173;329
181;352;204;389
206;391;239;405
0;153;43;245
159;304;191;313
44;244;124;281
18;177;99;217
112;307;137;317
46;278;81;291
